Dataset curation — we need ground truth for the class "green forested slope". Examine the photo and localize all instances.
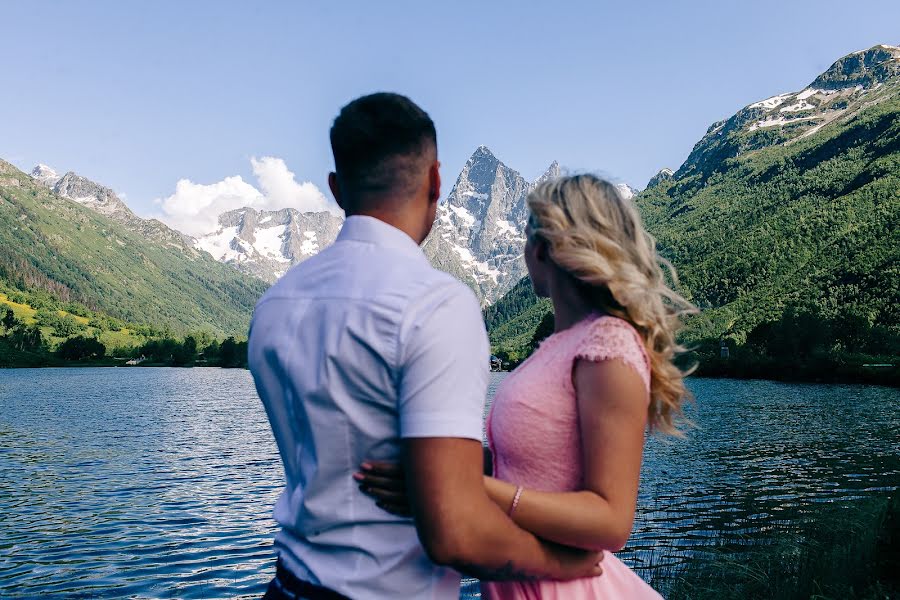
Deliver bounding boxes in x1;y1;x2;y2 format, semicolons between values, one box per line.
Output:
637;87;899;344
488;46;900;377
0;160;268;336
483;277;551;358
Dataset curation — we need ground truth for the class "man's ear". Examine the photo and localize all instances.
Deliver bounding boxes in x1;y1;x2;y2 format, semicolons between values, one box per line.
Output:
428;161;441;205
328;172;344;210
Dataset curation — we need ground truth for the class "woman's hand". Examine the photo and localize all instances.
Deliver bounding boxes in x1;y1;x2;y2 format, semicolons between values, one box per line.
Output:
354;460;411;517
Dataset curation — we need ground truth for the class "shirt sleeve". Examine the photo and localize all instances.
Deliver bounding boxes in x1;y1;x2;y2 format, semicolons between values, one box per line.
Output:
397;281;490;440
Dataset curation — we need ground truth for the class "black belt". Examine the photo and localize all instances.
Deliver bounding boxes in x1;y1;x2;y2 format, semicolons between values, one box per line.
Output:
272;559;352;600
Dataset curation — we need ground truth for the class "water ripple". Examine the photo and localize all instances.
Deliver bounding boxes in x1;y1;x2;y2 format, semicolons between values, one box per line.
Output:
1;369;898;598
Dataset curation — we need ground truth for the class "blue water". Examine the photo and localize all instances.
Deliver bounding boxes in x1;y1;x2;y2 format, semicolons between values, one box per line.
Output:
1;368;898;598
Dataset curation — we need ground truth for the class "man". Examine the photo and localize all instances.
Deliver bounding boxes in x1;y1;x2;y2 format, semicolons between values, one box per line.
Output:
249;93;601;599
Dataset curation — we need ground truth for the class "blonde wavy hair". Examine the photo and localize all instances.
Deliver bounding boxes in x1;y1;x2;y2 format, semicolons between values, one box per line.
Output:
527;174;696;435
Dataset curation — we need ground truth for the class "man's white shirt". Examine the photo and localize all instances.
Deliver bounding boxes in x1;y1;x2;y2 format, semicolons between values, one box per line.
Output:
248;215;490;599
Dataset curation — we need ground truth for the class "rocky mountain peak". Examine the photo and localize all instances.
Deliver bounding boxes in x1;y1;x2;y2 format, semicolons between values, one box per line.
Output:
194;207;343;282
615;183;640;200
536;161;561;183
421;147;560;304
29;164;196;252
471;144;499;162
811;44;900;90
30;164;61;186
676;43;900;181
50;171;135;221
647;168;674;188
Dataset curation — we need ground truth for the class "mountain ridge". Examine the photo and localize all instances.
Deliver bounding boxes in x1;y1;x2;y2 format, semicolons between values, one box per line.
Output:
488;43;900;361
2;160;268;336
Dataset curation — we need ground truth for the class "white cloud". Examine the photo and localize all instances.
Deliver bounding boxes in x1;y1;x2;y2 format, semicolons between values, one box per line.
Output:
155;157;339;237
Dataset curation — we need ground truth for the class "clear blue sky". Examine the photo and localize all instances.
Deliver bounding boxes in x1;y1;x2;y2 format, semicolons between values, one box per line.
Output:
2;0;897;218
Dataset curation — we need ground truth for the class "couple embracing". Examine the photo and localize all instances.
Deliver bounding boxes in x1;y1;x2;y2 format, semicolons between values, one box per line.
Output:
248;93;692;600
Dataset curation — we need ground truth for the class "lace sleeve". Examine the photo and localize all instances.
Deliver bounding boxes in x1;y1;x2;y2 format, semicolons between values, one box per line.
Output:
574;317;652;394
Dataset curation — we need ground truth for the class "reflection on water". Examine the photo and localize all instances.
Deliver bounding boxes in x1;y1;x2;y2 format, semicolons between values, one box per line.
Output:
1;369;898;598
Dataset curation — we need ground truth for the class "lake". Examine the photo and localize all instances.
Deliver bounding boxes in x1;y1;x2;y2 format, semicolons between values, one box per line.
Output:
1;368;898;598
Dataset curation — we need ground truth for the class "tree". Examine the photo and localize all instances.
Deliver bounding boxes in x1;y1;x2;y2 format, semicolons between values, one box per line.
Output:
57;336;106;361
172;335;198;366
528;310;555;354
53;314;87;337
219;336;239;367
218;336;248;368
9;324;45;352
2;308;16;332
138;338;181;364
202;339;220;363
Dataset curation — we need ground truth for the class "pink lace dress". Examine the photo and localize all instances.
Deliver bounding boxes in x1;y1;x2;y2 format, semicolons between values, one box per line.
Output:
482;315;662;600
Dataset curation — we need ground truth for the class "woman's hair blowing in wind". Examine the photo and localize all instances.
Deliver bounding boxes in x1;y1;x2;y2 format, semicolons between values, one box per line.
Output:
527;174;696;435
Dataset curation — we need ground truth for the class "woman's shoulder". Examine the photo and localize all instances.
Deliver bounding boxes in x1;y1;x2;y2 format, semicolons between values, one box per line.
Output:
572;315;651;389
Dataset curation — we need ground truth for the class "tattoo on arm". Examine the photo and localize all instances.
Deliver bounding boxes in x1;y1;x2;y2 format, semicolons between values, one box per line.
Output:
456;561;539;582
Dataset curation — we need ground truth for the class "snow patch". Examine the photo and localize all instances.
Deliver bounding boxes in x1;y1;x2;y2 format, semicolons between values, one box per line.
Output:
259;215;273;224
495;220;522;237
451;245;502;283
749;115;820;130
196;226;244;262
448;203;476;227
300;231;319;255
749;93;792;110
615;183;636;200
254;224;289;262
780;100;815;113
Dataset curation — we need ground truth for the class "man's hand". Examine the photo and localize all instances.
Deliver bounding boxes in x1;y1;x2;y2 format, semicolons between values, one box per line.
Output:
356;446;493;516
545;543;606;582
354;461;411;517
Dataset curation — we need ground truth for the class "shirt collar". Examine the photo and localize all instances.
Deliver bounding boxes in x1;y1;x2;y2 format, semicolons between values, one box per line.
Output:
336;215;427;258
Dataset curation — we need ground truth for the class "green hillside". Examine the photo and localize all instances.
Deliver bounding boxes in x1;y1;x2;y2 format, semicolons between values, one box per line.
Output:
637;61;899;345
487;46;900;381
0;159;268;337
483;277;551;360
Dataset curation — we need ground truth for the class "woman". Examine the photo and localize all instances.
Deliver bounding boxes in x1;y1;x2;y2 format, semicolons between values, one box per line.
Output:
358;174;694;598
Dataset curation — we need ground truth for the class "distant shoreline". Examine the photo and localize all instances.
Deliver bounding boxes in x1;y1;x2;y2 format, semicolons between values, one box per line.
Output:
1;362;897;388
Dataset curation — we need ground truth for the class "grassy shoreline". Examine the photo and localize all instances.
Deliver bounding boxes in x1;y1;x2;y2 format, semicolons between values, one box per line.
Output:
652;492;900;599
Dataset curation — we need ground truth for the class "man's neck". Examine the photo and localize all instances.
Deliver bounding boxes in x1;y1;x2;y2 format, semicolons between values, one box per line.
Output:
346;206;425;245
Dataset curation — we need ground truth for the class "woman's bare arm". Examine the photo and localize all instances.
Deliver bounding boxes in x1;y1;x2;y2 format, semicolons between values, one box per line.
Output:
482;358;647;551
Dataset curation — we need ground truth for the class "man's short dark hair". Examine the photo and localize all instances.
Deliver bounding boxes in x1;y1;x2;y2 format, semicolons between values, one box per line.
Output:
330;93;437;199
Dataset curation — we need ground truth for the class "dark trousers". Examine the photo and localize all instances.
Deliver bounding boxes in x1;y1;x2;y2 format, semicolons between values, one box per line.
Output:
262;560;352;600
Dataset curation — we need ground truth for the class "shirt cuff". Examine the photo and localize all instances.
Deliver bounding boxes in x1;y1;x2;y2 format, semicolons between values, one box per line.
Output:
399;412;484;441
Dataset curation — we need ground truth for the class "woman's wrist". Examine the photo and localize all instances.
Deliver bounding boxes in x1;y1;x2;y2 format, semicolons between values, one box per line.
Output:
485;476;520;516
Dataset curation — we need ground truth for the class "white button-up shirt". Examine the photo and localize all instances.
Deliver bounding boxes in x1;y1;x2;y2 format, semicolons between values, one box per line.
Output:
249;215;490;599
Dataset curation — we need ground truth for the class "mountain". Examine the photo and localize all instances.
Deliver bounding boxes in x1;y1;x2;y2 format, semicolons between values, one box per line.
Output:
646;168;674;189
2;160;267;336
195;207;344;282
615;183;640;199
488;44;900;358
421;146;561;304
193;146;574;305
30;165;196;251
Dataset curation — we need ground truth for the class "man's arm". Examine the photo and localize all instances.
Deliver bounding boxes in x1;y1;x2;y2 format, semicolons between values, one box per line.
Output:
396;282;601;581
403;437;602;581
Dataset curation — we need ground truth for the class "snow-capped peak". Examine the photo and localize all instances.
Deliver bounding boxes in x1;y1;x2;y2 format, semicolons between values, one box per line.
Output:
30;164;61;186
615;183;639;200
